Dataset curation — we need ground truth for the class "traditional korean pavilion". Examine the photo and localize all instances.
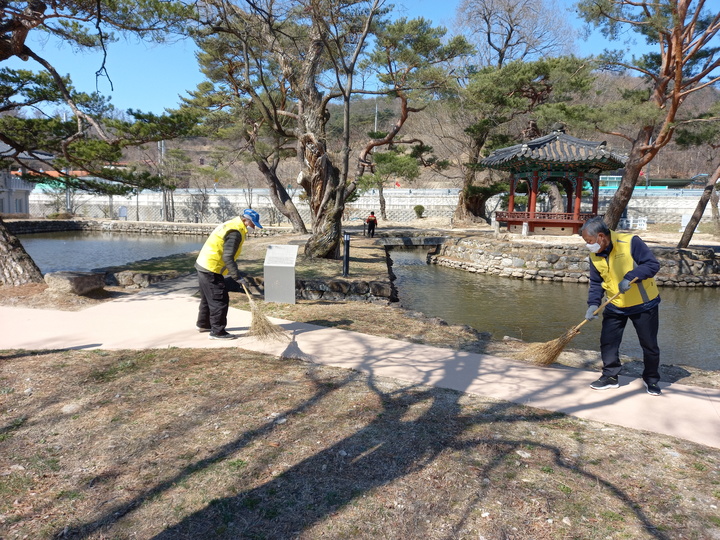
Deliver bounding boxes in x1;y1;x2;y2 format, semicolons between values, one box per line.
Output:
481;127;627;235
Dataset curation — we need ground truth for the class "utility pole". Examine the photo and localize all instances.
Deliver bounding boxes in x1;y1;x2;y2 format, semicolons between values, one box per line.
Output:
374;98;378;132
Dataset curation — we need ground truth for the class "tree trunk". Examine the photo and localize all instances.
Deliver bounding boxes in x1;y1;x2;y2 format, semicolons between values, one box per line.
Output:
0;217;44;286
454;188;471;222
604;128;656;228
453;132;488;223
677;162;720;248
378;185;387;220
454;165;488;223
454;182;479;222
304;197;342;259
711;189;720;236
163;189;175;222
256;160;308;233
454;168;504;223
301;133;342;258
547;183;563;212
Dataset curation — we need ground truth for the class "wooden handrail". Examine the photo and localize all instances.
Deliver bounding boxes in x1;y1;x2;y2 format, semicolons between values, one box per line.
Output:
495;211;596;222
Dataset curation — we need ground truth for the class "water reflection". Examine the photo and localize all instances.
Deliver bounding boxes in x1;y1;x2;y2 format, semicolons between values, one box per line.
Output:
390;247;720;371
18;231;206;273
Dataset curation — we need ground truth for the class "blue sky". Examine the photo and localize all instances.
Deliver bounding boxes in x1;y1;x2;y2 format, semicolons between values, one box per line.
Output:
3;0;620;115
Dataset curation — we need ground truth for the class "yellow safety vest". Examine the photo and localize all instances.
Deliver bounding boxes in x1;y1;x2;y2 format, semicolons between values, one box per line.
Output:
589;231;659;308
195;217;247;275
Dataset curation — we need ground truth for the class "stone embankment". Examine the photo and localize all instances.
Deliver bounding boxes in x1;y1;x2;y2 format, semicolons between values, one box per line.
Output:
104;271;395;302
5;218;281;237
430;236;720;287
293;278;394;302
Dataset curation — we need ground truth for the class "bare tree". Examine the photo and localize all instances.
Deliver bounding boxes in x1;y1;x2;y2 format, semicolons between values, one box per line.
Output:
675;113;720;247
677;164;720;247
456;0;574;68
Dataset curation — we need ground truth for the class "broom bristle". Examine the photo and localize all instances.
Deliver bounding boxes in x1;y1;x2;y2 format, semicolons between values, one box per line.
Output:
245;294;288;341
524;327;580;365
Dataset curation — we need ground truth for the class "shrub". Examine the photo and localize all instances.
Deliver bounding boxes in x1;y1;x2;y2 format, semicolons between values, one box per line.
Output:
413;205;425;218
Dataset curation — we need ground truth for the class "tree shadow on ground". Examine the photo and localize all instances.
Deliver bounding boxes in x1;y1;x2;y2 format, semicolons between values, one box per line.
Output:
621;359;692;383
52;344;669;540
304;318;354;328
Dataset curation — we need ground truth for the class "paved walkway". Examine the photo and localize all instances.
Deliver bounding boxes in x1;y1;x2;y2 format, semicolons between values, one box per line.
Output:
2;276;719;449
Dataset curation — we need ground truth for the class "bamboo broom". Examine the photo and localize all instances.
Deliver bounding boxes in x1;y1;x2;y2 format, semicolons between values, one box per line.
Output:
525;278;638;366
241;283;288;341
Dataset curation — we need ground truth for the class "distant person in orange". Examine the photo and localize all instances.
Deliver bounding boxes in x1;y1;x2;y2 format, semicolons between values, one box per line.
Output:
366;211;378;238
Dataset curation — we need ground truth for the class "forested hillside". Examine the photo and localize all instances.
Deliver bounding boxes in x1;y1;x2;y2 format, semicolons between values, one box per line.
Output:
124;79;718;192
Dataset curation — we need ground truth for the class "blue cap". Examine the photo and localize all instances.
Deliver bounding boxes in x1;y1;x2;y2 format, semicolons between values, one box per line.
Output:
242;208;263;229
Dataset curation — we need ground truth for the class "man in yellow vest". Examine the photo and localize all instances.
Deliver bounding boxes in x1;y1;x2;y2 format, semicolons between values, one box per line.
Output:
195;209;263;339
580;216;662;395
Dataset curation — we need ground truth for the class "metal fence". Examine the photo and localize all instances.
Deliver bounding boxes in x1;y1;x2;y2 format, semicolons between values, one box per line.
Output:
27;186;715;226
28;188;460;224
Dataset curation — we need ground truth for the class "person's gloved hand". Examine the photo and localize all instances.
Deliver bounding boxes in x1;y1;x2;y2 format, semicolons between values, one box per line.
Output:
228;273;250;289
619;278;632;293
236;276;251;290
585;305;599;321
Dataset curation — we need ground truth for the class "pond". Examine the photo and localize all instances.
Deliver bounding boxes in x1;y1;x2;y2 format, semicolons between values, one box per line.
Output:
18;231;206;273
390;247;720;372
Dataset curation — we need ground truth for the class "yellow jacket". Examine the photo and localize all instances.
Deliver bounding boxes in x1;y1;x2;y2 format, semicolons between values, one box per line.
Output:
195;217;247;275
589;231;659;308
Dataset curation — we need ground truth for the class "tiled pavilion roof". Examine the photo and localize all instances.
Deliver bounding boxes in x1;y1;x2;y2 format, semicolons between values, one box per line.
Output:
481;131;627;173
0;142;55;162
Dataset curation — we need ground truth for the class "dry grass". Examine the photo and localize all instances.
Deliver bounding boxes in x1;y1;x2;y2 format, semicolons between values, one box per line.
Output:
1;348;719;540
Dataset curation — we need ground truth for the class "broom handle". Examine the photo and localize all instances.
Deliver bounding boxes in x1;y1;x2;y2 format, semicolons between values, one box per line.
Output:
241;282;256;306
571;277;639;333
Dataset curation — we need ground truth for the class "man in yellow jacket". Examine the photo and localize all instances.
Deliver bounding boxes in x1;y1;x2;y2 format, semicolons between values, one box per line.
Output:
580;216;662;395
195;209;262;339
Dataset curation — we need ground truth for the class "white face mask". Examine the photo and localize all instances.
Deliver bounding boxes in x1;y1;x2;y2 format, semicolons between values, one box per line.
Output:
586;242;602;253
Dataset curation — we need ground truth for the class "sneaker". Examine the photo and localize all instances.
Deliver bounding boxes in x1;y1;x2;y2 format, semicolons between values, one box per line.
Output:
590;375;619;390
196;326;211;333
644;381;662;396
209;332;237;340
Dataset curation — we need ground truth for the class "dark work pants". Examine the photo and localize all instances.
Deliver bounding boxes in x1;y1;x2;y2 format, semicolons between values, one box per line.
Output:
367;223;376;237
600;305;660;384
197;270;229;334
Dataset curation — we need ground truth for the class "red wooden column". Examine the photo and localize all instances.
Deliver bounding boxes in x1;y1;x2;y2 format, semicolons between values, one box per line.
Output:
529;170;539;218
573;173;584;219
508;176;516;212
591;176;599;214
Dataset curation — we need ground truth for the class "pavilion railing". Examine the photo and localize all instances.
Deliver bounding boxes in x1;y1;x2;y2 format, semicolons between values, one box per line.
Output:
495;211;597;221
